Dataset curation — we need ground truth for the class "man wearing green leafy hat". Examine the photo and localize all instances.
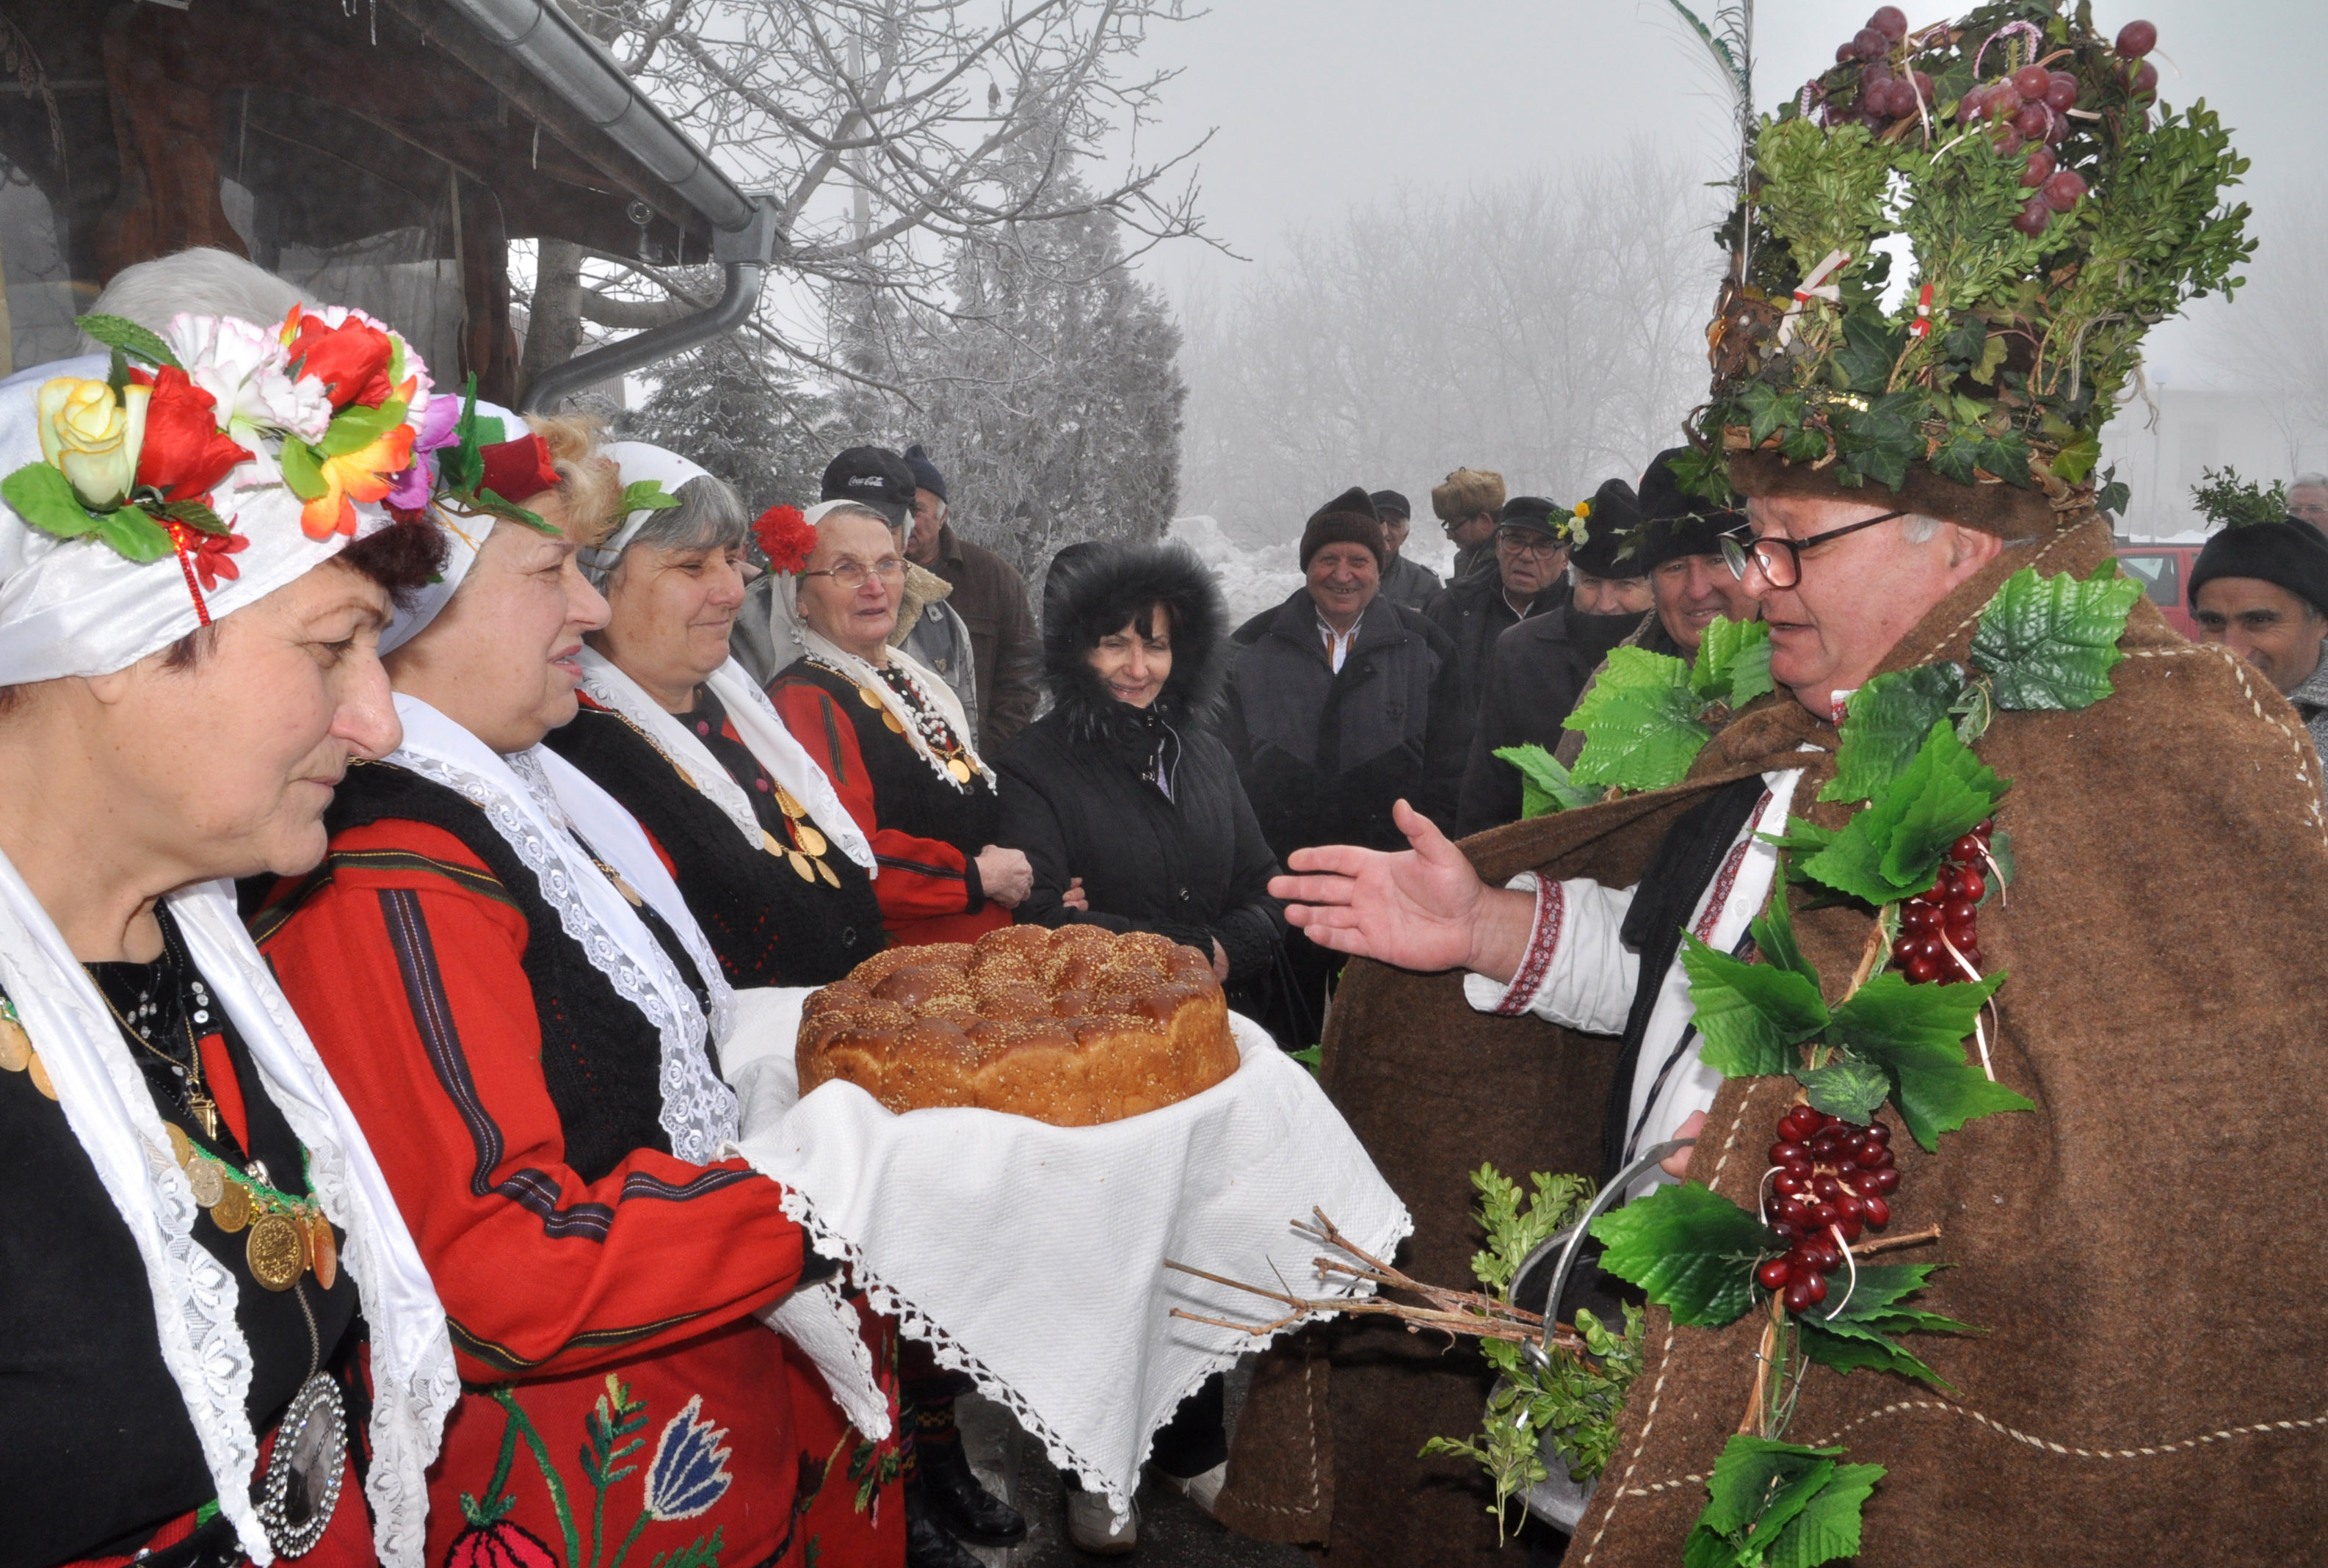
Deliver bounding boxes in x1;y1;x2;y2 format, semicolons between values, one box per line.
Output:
1211;6;2328;1564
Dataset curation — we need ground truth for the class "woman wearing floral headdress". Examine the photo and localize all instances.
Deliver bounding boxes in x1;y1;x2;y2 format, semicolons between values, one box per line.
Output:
764;500;1029;947
255;415;866;1567
0;253;457;1567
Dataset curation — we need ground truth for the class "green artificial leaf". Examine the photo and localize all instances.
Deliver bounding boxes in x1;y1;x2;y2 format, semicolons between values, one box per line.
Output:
156;498;229;535
1827;972;2029;1150
1926;429;1982;486
1799;721;2006;906
1835;391;1925;490
477;487;554;534
77;312;183;370
1821;666;1966;803
1681;932;1830;1078
1590;1180;1772;1328
1;462;103;537
1780;423;1831;463
1829;1262;1945;1318
106;346;128;401
1763;1462;1885;1568
1797;1058;1890;1122
1968;332;2009;386
1739;1458;1839;1560
1749;881;1814;982
1985;827;2016;889
1970;565;2143;711
620;479;683;517
2051;431;2102;486
278;440;330;503
1288;1044;1321;1076
1563;647;1711;793
1796;1314;1949;1388
1832;313;1903;394
1697;1435;1845;1538
1496;744;1597;818
319;399;409;457
95;504;175;562
1692;617;1774;707
1973;429;2034;487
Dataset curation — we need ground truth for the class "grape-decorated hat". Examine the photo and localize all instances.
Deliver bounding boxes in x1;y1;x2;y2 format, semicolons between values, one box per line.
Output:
1680;0;2253;538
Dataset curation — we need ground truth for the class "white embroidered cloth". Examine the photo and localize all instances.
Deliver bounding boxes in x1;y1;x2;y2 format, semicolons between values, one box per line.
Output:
0;862;456;1564
720;1000;1410;1517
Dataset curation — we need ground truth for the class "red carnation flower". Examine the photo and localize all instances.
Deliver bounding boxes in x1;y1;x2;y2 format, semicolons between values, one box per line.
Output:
284;311;396;410
754;504;816;573
135;367;253;504
478;433;562;504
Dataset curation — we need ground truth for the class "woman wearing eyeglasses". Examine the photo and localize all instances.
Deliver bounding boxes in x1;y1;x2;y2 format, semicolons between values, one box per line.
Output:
766;501;1029;947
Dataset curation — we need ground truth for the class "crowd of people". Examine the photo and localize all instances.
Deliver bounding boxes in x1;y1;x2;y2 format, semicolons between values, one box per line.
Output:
14;190;2328;1566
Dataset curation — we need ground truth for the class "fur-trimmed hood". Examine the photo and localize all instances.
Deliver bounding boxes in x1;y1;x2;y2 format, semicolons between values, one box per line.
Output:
1040;539;1230;738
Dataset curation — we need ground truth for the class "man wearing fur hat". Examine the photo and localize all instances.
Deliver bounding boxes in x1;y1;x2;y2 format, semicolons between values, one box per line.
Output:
1212;10;2325;1561
2189;517;2328;772
1432;466;1507;583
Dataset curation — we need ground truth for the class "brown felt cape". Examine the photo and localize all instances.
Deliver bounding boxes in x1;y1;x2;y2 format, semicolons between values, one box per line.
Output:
1212;516;2328;1565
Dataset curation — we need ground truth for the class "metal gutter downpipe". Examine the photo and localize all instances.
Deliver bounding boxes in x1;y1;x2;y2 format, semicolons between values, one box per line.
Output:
426;0;781;411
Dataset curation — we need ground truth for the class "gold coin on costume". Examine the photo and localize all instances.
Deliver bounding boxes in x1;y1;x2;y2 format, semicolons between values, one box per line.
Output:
815;860;839;889
946;757;973;784
210;1180;253;1233
26;1050;55;1100
857;686;885;710
788;849;814;882
0;1015;29;1072
762;829;788;857
167;1122;194;1168
882;711;906;735
187;1160;227;1208
775;789;804;819
610;874;644;907
310;1215;338;1291
794;823;828;857
246;1212;306;1291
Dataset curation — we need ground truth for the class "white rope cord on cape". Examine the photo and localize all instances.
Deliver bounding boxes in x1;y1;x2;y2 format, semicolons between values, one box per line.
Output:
0;857;457;1564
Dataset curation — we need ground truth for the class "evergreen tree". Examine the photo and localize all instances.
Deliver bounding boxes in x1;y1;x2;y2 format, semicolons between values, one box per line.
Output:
621;333;840;515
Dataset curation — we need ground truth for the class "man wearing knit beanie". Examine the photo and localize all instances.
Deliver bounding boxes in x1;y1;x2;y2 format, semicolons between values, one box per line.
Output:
2191;518;2328;775
899;443;1042;751
1432;468;1506;582
1370;489;1443;611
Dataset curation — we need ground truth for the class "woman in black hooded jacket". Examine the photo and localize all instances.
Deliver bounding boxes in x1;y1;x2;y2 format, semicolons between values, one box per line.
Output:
997;539;1290;1011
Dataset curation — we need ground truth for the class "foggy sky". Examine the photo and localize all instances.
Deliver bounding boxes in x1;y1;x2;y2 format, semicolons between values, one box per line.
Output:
1123;0;2325;390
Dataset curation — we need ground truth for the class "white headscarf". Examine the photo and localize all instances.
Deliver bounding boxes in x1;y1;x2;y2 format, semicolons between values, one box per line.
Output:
584;440;711;584
0;335;457;1563
376;399;525;657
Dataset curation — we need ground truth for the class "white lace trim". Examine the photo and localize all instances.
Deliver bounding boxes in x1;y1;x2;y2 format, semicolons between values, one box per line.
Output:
389;749;739;1162
767;1184;1407;1520
575;656;764;850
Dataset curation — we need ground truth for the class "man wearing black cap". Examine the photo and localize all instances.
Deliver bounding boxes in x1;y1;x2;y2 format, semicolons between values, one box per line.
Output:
900;443;1042;752
1424;495;1574;732
1455;479;1658;835
2191;517;2328;774
1369;489;1443;611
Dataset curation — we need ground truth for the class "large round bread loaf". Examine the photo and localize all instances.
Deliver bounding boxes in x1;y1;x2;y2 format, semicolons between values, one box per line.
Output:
796;925;1241;1125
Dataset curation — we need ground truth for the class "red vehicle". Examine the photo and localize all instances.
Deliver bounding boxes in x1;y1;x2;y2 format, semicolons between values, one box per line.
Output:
2114;542;2204;639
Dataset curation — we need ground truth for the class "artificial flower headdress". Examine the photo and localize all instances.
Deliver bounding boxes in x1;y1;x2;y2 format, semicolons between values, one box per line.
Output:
1680;0;2252;529
1552;498;1593;549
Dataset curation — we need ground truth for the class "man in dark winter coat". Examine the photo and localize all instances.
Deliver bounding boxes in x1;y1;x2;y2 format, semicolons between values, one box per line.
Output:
1370;489;1444;610
902;443;1042;752
1424;494;1575;733
996;540;1289;1017
1636;443;1762;662
1456;479;1661;835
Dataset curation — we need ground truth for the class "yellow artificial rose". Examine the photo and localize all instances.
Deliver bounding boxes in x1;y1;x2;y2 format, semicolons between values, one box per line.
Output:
35;377;150;509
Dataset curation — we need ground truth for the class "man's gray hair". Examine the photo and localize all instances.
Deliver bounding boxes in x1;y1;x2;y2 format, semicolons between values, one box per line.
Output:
87;247;322;336
592;473;748;587
2293;473;2328;491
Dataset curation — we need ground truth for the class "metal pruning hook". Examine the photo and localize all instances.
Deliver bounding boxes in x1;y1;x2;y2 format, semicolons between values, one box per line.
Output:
1511;1138;1696;1368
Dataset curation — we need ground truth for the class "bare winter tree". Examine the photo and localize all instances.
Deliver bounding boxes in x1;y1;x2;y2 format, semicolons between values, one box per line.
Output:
1178;145;1727;544
2200;193;2328;473
523;0;1209;409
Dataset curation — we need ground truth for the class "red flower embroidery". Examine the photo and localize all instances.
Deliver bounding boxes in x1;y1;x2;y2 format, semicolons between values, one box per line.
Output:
282;308;396;410
754;504;816;573
133;367;252;504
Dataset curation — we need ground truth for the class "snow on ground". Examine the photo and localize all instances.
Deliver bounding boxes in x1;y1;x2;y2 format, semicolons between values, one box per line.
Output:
1169;514;1459;624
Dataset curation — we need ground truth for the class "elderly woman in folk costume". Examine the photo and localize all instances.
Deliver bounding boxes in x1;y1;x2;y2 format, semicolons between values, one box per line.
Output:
763;501;1031;948
253;413;878;1567
537;442;904;1564
0;253;456;1565
1221;7;2328;1564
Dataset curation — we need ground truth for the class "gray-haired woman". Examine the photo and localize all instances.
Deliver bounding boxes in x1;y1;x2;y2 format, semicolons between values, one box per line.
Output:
540;442;885;987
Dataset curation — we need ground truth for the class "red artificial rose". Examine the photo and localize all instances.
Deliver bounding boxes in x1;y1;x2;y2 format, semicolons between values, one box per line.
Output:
284;311;396;410
135;367;253;504
478;433;562;504
754;504;816;573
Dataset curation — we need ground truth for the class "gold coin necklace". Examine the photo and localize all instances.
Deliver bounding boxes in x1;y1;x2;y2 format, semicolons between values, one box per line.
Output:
856;659;982;790
90;935;329;1293
606;686;844;887
0;997;55;1100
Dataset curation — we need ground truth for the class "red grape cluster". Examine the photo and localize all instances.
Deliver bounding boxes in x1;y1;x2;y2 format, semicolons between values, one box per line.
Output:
1889;817;1995;984
1820;7;1930;131
1755;1105;1900;1313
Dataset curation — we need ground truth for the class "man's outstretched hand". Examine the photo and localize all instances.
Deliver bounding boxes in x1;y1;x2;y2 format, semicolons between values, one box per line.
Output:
1267;799;1538;983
